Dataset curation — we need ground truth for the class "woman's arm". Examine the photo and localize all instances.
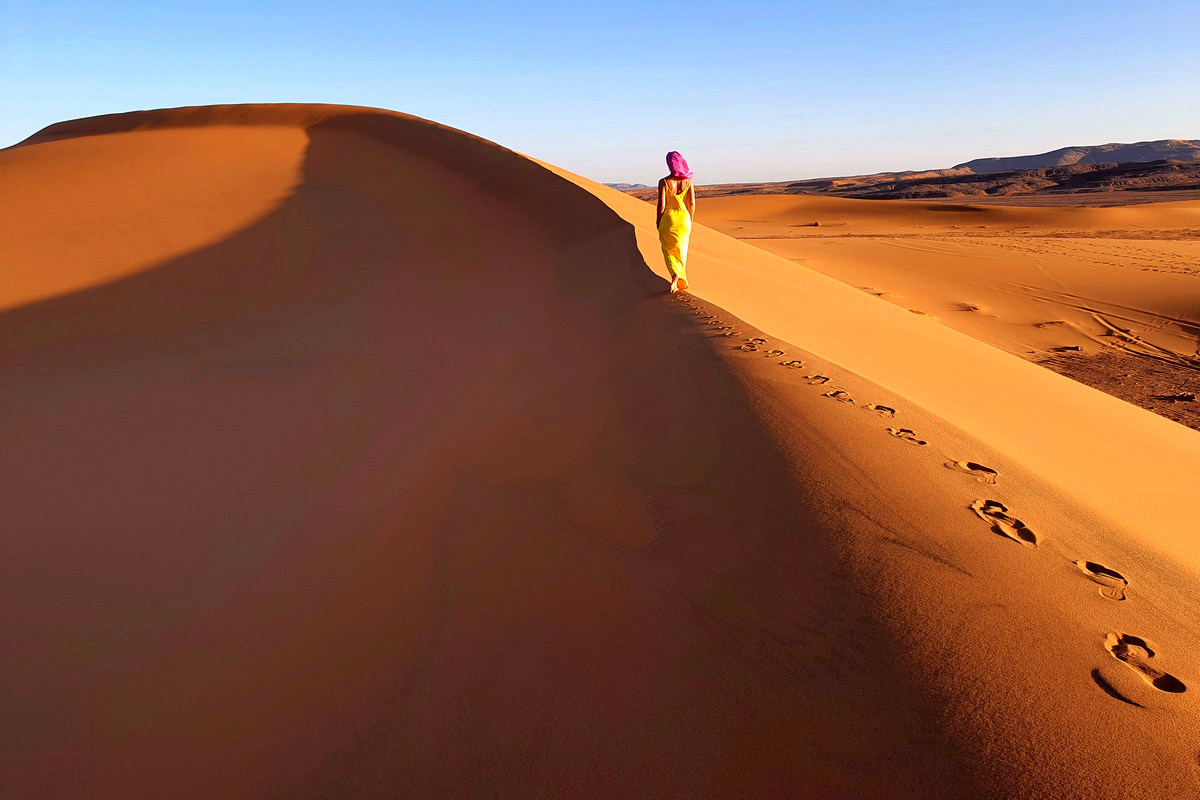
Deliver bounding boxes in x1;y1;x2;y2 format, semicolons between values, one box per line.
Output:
656;179;666;226
685;180;696;220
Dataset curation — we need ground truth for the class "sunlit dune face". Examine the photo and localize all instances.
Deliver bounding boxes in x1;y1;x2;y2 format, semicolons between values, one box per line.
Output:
0;126;307;312
696;192;1200;433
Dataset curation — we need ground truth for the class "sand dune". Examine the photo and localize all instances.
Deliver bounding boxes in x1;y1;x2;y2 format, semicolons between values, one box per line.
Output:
4;105;1200;798
698;194;1200;430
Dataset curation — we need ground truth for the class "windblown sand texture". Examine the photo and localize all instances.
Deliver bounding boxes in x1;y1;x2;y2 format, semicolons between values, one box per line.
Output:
3;105;1200;799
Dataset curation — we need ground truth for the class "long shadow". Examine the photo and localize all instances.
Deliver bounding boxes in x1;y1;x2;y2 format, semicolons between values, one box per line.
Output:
0;110;664;790
1091;668;1144;707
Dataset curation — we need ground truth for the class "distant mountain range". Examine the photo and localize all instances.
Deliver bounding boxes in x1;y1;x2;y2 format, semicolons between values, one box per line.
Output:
954;139;1200;174
603;182;652;191
621;139;1200;201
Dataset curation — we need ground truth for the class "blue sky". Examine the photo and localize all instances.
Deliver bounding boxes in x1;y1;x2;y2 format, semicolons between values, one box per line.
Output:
2;0;1197;183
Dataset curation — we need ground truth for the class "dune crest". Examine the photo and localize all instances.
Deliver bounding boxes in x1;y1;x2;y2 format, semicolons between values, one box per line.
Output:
4;105;1200;799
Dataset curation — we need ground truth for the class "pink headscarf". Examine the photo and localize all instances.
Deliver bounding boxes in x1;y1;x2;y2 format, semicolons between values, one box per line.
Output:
666;151;693;179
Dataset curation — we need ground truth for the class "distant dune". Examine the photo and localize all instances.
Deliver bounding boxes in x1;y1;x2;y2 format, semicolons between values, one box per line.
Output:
4;105;1200;799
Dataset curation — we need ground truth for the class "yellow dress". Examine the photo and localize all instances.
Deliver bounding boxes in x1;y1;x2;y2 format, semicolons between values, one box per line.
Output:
658;179;691;289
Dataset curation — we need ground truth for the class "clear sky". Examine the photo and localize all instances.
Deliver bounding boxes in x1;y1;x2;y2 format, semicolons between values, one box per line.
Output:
2;0;1197;184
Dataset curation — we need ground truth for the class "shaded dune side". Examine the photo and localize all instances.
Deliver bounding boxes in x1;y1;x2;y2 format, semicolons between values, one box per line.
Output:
2;107;982;798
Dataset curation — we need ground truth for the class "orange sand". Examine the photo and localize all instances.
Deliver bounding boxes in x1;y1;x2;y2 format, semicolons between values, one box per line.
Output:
3;105;1199;799
698;194;1200;364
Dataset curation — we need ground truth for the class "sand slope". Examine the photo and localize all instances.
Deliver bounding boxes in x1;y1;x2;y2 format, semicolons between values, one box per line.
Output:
699;194;1200;359
3;105;1200;798
698;194;1200;428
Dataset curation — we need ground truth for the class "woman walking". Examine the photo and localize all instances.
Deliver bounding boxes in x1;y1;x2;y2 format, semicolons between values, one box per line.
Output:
657;151;696;293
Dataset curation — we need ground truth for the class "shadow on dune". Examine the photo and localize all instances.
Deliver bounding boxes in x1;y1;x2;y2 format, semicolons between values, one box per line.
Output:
1;110;974;798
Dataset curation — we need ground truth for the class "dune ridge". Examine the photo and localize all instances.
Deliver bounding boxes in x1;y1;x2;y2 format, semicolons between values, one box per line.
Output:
566;179;1200;563
3;105;1200;798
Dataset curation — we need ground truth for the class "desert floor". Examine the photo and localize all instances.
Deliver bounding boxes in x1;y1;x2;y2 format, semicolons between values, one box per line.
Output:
698;194;1200;430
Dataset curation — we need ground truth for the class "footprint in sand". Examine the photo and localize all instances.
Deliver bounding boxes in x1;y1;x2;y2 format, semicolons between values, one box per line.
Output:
969;499;1037;547
823;389;855;404
779;360;804;369
1105;633;1186;693
887;427;928;446
735;343;759;352
721;331;740;337
1076;561;1129;601
747;337;768;346
864;404;896;418
764;349;786;358
946;460;998;484
806;375;831;385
